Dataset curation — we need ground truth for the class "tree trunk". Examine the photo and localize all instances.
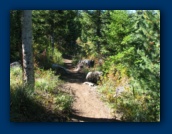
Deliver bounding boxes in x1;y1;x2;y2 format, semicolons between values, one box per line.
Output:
22;10;35;89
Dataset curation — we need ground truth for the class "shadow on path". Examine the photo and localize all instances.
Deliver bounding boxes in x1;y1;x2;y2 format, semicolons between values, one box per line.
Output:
59;59;86;84
60;57;123;122
69;113;122;122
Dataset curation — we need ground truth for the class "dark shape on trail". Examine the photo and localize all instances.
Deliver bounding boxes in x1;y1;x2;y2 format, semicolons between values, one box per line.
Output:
10;61;21;68
86;71;103;84
52;64;70;75
69;113;121;122
79;59;94;68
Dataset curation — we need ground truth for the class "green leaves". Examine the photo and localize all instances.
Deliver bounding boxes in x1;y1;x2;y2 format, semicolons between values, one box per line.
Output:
32;10;81;55
99;10;160;122
10;63;72;122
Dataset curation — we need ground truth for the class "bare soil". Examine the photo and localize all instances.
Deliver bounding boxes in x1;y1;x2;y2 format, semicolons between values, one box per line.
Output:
60;58;120;122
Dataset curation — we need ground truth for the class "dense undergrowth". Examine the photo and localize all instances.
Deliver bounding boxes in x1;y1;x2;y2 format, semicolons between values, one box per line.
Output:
98;49;160;122
10;10;160;122
34;46;63;69
76;10;160;122
10;65;73;122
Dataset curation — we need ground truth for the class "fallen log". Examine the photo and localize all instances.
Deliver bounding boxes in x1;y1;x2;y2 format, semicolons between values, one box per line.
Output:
52;64;70;75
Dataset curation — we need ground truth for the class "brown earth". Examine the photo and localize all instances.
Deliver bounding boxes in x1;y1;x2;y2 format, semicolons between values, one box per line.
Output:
60;58;121;122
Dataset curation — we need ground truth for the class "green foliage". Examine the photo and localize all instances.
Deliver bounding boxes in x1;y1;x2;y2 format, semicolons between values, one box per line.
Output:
72;55;81;66
78;10;110;57
10;10;82;62
50;47;63;64
10;66;23;90
111;85;160;122
10;10;22;62
34;68;63;92
55;93;73;112
99;10;160;122
76;37;98;58
10;86;37;121
102;10;133;56
32;10;81;55
10;66;73;122
10;10;160;122
34;46;63;69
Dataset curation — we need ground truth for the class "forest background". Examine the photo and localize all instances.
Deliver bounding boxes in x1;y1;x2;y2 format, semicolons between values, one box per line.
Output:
10;10;160;122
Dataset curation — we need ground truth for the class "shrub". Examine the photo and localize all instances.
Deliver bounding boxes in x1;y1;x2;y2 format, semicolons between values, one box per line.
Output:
35;68;62;92
99;45;160;122
34;46;63;69
10;66;22;90
10;66;73;122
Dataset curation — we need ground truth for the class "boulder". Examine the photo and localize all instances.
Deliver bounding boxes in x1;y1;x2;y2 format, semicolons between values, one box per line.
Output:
86;71;103;84
79;59;94;68
83;81;95;87
10;61;21;68
113;86;125;97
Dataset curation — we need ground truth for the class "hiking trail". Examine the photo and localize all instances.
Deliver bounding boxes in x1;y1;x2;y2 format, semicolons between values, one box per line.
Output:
60;57;120;122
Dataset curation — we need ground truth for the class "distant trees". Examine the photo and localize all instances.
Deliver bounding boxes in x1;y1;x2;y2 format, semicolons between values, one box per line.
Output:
10;10;22;62
22;10;35;89
10;10;160;121
76;10;110;58
104;10;132;55
32;10;81;55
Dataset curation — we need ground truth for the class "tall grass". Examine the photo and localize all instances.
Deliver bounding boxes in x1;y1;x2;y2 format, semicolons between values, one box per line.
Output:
10;66;73;122
10;66;22;90
98;68;160;122
34;46;63;69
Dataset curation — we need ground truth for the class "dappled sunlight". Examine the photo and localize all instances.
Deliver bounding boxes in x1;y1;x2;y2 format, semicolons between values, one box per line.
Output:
10;10;160;122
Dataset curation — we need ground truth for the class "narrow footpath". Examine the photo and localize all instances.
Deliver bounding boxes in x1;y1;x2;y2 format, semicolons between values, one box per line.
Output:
60;58;120;122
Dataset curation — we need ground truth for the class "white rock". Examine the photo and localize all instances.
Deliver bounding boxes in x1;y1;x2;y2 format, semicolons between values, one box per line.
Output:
83;82;95;87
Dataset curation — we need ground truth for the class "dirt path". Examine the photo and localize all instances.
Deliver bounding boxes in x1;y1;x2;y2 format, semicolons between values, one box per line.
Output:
61;58;120;122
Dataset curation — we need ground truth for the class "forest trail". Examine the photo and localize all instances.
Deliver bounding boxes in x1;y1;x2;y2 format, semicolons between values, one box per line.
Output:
60;57;120;122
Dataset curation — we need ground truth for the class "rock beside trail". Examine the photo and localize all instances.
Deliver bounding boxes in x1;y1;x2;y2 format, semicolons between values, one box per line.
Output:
113;86;125;97
83;81;95;87
113;83;131;98
86;71;103;84
79;59;94;68
10;61;21;68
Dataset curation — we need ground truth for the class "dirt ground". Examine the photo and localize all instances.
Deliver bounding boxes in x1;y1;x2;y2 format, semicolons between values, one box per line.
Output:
60;58;121;122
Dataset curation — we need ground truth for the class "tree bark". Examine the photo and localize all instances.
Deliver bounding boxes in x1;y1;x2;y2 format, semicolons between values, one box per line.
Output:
22;10;35;89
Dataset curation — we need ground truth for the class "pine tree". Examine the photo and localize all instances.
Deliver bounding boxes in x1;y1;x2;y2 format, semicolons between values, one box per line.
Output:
32;10;80;55
104;10;132;55
120;10;160;121
10;10;22;62
78;10;109;57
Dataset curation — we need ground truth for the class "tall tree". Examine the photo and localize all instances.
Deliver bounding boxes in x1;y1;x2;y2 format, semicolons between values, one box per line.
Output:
10;10;22;62
32;10;80;55
104;10;132;55
95;10;102;53
102;10;160;121
78;10;102;57
22;10;35;88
